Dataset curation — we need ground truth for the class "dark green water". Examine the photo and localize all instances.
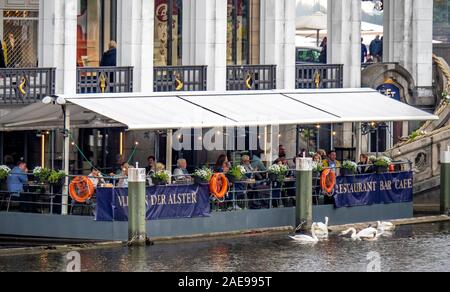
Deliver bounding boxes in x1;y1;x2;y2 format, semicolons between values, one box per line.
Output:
1;222;450;272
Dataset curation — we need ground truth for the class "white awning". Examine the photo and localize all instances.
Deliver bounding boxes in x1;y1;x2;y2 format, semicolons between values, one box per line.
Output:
0;88;438;131
65;89;437;130
0;102;122;131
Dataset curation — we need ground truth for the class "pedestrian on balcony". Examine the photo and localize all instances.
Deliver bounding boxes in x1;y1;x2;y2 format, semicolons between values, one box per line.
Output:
100;40;117;67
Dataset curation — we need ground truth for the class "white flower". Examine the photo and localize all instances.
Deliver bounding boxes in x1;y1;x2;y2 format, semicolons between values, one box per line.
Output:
0;165;11;173
33;167;43;175
239;165;246;174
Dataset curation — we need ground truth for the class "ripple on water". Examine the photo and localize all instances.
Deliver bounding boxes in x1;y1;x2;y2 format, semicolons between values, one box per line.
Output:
0;222;450;272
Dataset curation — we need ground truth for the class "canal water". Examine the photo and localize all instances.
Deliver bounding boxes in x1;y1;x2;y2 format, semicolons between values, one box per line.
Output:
1;222;450;272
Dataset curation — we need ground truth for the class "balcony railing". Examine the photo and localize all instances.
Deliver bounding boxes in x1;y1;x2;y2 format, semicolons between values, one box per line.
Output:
295;64;343;89
154;66;207;92
0;68;56;104
76;67;133;94
227;65;277;91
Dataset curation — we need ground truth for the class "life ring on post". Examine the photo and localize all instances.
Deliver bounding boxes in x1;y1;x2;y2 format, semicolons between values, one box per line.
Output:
209;173;229;200
69;176;95;203
320;169;336;194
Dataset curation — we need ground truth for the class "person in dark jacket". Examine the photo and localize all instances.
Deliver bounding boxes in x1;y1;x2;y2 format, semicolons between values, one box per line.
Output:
319;37;327;64
361;38;368;63
0;41;6;68
369;35;382;62
100;40;117;67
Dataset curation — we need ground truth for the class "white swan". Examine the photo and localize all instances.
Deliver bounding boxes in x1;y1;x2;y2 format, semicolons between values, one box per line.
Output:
341;227;379;241
290;224;319;244
377;221;395;231
312;217;329;236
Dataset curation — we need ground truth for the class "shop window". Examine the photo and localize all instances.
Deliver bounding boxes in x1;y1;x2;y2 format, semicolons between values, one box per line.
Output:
154;0;183;66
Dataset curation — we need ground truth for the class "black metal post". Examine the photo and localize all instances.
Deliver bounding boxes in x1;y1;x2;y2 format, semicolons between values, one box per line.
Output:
167;0;174;66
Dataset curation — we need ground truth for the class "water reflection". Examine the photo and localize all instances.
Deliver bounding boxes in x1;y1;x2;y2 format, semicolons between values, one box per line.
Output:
1;222;450;272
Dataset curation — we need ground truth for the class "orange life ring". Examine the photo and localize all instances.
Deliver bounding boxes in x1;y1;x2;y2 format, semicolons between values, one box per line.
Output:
209;173;229;200
321;169;336;194
69;176;95;203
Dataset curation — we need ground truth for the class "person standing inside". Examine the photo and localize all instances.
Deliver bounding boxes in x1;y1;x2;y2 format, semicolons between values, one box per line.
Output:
361;38;368;63
319;37;327;64
100;40;117;67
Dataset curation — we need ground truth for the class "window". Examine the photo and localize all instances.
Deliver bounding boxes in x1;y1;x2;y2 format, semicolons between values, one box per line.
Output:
77;0;117;67
154;0;183;66
227;0;260;65
2;10;39;67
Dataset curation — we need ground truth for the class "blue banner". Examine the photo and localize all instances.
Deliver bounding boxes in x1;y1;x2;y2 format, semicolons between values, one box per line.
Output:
95;184;211;221
334;172;413;208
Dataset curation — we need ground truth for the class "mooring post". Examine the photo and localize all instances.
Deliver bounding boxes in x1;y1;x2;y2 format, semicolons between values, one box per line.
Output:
296;156;313;231
128;167;147;246
441;146;450;215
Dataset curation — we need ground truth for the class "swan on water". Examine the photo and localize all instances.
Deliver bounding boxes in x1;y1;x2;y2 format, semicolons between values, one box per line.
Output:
377;221;395;231
312;217;329;236
290;223;319;244
341;227;379;241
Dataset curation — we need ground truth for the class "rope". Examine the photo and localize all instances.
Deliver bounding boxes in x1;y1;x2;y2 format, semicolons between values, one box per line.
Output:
67;131;138;177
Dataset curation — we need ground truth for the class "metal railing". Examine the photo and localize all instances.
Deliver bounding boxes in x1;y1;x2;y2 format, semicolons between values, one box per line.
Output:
227;65;277;91
361;62;375;70
0;161;413;216
295;64;343;89
0;68;56;104
154;66;207;92
76;67;134;94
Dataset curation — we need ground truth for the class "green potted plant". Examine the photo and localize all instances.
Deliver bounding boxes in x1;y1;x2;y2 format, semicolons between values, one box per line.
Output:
151;170;171;186
33;167;51;184
312;162;324;174
341;160;357;176
193;166;213;184
374;156;392;174
226;165;246;183
268;164;289;182
0;165;11;181
0;165;11;191
48;170;66;185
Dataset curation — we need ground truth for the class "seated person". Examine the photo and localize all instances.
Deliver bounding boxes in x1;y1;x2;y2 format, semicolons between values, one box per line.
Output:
117;163;131;188
145;156;157;176
358;154;374;174
88;167;105;188
241;155;264;181
7;161;28;196
7;161;29;212
214;154;230;173
173;159;192;183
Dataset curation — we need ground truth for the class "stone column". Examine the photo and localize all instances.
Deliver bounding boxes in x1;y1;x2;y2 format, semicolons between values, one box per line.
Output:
327;0;361;88
117;0;154;93
182;0;227;91
39;0;77;95
260;0;296;90
384;0;433;98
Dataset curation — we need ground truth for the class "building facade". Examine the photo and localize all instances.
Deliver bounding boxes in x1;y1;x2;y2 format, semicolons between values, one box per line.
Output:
0;0;436;174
